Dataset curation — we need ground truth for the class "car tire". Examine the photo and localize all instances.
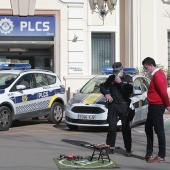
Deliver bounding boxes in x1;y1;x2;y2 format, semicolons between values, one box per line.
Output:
0;106;12;131
67;124;79;130
47;102;63;124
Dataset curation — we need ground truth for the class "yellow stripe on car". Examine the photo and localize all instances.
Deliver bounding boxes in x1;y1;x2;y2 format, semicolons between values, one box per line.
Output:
48;94;59;107
82;93;102;104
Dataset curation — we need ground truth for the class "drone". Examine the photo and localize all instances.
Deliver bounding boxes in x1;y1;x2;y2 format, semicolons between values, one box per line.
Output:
58;154;83;161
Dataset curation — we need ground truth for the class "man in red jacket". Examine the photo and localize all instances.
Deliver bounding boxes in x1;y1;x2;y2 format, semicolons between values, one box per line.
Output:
142;57;170;163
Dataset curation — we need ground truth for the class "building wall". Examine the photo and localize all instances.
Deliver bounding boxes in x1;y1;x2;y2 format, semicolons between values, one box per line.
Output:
62;0;119;95
132;0;170;69
0;0;170;97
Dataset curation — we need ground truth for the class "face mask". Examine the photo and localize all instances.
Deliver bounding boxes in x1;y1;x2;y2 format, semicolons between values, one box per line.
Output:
117;72;122;77
144;66;151;75
145;69;150;75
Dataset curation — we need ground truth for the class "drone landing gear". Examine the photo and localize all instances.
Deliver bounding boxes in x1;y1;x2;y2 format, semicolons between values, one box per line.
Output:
90;144;110;163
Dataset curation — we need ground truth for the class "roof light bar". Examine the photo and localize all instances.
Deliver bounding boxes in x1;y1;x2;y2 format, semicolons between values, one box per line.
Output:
0;63;31;70
102;67;113;74
123;68;137;73
102;67;137;74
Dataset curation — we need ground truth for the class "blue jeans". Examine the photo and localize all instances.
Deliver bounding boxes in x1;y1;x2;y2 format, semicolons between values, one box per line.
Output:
145;104;166;158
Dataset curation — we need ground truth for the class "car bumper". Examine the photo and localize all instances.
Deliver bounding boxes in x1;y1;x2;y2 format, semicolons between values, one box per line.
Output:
65;103;122;127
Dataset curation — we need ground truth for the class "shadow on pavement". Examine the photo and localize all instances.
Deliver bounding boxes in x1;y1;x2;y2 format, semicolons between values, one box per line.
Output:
62;139;94;150
55;124;108;132
11;117;49;128
113;146;144;160
61;139;144;160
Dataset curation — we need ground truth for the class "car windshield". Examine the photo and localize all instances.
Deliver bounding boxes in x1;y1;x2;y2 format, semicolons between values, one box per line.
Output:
0;73;18;89
80;77;107;93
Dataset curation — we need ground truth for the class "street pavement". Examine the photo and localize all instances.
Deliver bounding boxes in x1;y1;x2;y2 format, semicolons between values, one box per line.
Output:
113;111;170;170
0;113;169;170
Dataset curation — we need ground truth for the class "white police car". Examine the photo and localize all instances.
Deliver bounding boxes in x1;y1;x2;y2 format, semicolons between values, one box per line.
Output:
0;63;66;131
65;68;150;130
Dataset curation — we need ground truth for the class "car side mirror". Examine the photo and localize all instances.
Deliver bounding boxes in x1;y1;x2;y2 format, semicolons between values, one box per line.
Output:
16;85;26;90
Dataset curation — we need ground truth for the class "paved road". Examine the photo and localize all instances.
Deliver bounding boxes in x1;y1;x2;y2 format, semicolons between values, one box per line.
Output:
0;116;170;170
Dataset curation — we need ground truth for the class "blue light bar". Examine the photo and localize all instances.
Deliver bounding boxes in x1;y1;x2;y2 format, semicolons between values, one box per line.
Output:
0;63;31;70
123;68;137;73
102;67;113;74
102;67;137;74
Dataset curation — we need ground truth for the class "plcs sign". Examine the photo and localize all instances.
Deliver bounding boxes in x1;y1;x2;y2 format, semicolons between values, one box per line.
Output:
0;16;55;36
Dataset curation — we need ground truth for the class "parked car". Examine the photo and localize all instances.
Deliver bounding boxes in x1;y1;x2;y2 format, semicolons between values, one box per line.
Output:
0;63;66;131
65;68;150;130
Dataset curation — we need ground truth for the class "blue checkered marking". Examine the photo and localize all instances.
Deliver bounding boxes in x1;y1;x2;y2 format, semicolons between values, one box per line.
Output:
16;100;50;114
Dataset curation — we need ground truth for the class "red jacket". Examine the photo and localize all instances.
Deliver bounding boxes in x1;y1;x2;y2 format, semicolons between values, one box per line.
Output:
147;69;170;107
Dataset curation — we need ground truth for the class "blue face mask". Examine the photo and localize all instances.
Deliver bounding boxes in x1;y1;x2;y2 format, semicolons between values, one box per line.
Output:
117;72;122;77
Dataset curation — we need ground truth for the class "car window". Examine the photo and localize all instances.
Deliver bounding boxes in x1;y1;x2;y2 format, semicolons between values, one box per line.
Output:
133;78;142;91
46;74;56;85
16;74;35;89
35;73;48;87
80;77;106;93
140;77;149;92
0;73;18;89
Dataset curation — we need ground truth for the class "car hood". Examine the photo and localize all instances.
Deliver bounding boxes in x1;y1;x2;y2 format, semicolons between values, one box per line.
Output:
70;93;106;105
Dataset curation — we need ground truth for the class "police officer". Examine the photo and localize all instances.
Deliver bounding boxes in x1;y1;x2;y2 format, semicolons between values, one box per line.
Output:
100;62;135;156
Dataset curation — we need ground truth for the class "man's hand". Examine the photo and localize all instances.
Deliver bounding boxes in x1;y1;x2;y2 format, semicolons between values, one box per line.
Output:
166;106;170;112
114;76;122;83
105;94;113;103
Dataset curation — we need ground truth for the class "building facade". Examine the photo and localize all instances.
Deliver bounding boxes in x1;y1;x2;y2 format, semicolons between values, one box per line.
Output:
0;0;170;96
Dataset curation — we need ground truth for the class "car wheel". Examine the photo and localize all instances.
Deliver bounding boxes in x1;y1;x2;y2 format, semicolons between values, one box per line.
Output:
0;106;12;131
47;102;63;124
67;124;79;130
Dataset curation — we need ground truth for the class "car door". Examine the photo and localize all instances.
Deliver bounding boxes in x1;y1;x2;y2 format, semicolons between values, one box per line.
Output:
34;73;55;111
10;73;37;117
130;77;149;125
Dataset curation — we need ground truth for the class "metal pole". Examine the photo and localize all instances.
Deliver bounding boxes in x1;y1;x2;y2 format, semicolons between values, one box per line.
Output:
67;87;70;102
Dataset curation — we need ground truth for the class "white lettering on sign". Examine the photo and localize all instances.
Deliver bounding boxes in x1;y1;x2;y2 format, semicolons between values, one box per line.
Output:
38;91;49;99
20;21;50;32
43;22;50;31
20;22;27;31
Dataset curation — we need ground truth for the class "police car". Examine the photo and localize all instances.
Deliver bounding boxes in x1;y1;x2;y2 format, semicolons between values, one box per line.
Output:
0;63;66;131
65;68;150;130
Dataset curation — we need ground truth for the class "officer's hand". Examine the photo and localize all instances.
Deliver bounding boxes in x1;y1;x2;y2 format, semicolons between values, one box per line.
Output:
105;94;113;103
114;76;122;83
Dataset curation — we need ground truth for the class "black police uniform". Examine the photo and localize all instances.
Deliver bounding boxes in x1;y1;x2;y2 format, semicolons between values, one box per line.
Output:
100;73;135;153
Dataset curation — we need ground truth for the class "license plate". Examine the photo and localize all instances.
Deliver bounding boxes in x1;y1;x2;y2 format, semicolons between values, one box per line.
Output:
78;115;96;120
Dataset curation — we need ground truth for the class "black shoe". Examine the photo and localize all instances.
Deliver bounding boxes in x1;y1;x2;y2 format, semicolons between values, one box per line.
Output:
107;148;114;154
125;151;132;157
